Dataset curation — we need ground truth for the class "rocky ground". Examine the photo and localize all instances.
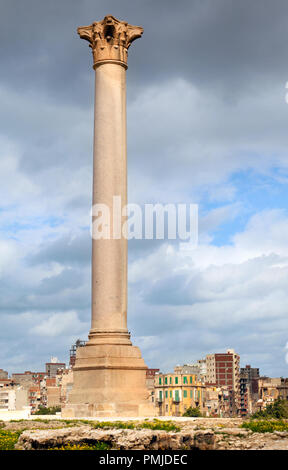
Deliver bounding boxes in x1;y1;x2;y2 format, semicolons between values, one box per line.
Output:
2;417;288;450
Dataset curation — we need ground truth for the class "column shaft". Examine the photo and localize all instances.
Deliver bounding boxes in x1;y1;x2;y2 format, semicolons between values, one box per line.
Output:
90;63;128;336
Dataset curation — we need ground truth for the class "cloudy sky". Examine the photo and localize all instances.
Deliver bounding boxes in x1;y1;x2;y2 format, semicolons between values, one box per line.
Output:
1;0;288;376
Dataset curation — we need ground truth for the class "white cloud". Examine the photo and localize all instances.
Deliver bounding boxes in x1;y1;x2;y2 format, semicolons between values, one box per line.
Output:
128;78;288;205
29;311;88;337
127;209;288;374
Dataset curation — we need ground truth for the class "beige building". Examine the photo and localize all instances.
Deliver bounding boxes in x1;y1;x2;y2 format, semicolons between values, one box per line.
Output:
255;377;288;410
204;386;221;416
11;371;34;388
146;369;160;406
0;386;28;411
60;369;74;405
0;369;8;380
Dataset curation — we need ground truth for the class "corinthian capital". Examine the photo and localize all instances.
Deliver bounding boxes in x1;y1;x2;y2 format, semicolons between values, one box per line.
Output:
77;15;143;69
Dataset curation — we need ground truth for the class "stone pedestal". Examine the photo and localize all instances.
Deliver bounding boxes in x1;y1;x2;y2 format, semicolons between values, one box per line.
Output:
62;15;156;418
62;344;154;418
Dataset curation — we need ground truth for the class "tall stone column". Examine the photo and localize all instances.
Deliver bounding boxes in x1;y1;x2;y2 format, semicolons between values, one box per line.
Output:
62;15;156;418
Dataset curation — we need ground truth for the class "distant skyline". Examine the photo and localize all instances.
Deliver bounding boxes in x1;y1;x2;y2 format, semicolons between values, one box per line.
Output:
1;348;262;378
0;0;288;377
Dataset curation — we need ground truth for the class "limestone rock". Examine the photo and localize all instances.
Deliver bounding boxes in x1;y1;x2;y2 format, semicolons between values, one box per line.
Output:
15;426;216;451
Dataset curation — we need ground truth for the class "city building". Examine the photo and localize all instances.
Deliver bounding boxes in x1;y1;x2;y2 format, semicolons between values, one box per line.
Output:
12;371;34;388
155;371;205;417
0;369;8;380
45;358;66;378
11;371;46;389
60;369;74;405
45;377;61;408
0;386;27;411
255;377;288;410
203;386;220;416
31;372;46;385
174;361;206;383
206;349;240;416
146;369;160;405
240;365;260;416
0;374;12;388
28;386;41;413
278;378;288;400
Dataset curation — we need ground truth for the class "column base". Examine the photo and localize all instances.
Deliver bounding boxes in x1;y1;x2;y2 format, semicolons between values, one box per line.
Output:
62;402;156;418
62;335;157;418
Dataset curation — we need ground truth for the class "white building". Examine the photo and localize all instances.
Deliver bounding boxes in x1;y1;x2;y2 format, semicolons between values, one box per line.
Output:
0;386;28;411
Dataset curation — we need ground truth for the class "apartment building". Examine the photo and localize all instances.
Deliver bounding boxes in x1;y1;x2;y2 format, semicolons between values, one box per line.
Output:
45;361;66;378
0;386;28;411
0;369;8;380
28;386;41;413
11;371;45;388
174;362;206;383
146;369;160;405
240;365;260;416
206;349;240;416
154;372;205;417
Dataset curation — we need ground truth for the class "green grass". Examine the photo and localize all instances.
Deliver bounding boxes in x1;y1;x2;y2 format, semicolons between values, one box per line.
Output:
0;418;181;450
138;419;180;432
91;420;135;430
241;420;288;433
89;419;180;432
0;430;22;450
5;418;181;432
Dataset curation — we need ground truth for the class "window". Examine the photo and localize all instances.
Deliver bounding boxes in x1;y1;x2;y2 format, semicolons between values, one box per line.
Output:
183;376;187;384
170;391;172;398
159;377;162;385
190;376;192;384
170;377;172;384
184;390;187;398
175;377;178;384
165;377;168;385
165;391;168;398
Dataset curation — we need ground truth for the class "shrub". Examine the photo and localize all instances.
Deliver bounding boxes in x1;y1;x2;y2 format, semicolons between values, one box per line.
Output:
241;420;288;433
34;406;61;415
182;407;202;417
251;399;288;420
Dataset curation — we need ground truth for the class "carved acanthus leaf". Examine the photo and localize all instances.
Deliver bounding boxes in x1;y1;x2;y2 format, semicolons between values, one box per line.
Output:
77;15;143;68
